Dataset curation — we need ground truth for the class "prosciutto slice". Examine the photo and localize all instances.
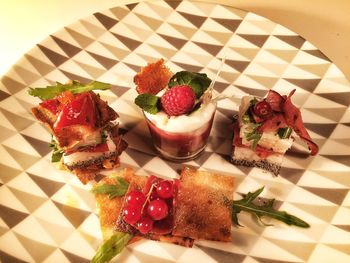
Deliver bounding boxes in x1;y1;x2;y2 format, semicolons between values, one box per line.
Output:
265;90;286;112
237;89;319;156
282;90;319;155
257;113;287;133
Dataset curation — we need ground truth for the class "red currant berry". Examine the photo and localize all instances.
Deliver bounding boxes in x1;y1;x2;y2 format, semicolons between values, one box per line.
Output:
143;175;160;194
150;191;159;201
125;190;146;206
123;205;142;225
147;199;168;220
156;180;174;199
137;216;154;234
253;100;272;118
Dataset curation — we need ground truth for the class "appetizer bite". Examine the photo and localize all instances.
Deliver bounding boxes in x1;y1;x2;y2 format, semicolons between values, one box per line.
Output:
91;167;309;263
231;89;319;175
29;81;127;184
134;59;216;162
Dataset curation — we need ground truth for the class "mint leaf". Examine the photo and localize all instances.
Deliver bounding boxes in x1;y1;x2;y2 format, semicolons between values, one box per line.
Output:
48;137;63;163
91;177;129;199
91;232;132;263
232;187;310;228
168;71;211;99
134;93;160;114
28;80;111;100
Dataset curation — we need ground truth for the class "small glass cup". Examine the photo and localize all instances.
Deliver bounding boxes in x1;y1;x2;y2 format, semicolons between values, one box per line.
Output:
144;103;216;162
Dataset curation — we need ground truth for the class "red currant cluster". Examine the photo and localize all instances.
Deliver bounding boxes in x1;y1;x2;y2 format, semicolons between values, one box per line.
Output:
123;176;175;234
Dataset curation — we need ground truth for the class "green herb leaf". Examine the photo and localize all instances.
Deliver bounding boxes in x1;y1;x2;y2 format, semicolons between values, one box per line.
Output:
168;71;211;99
28;80;111;100
48;137;63;163
134;93;160;114
245;131;262;150
242;114;252;124
92;177;129;199
244;123;262;150
232;187;310;228
278;127;293;139
249;98;258;107
91;232;132;263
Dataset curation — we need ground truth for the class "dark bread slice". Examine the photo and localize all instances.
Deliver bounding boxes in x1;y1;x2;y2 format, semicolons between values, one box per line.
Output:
67;134;127;184
172;167;234;242
231;157;281;176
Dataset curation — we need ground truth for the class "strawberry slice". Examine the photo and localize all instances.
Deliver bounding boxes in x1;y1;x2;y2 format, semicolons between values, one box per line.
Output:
54;92;96;131
39;98;60;115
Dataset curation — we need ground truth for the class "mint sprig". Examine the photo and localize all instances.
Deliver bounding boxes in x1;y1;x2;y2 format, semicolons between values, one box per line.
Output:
134;93;160;114
28;80;111;100
168;71;211;99
232;187;310;228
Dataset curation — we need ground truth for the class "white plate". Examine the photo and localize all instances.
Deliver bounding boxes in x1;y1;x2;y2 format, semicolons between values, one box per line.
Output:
0;1;350;262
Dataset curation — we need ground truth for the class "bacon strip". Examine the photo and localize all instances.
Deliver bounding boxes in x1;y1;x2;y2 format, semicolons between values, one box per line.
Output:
282;90;319;155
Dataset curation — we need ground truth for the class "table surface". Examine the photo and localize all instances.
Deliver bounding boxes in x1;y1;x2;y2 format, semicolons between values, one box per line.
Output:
1;0;350;80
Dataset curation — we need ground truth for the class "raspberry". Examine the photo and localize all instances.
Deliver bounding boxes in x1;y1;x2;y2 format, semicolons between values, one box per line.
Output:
160;85;195;116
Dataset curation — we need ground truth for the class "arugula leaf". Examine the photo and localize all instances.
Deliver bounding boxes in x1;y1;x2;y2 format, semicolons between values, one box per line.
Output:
28;80;111;100
48;137;63;163
245;131;262;150
278;127;293;139
91;177;129;199
91;232;132;263
244;123;262;150
232;187;310;228
134;93;160;114
168;71;211;99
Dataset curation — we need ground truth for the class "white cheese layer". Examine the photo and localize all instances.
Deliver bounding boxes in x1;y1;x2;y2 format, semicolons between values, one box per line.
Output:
144;101;216;133
240;123;293;154
63;134;116;166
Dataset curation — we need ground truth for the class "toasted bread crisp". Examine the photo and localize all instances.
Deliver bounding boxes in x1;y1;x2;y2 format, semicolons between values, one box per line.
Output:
173;167;234;242
95;168;136;239
134;58;172;95
96;168;194;247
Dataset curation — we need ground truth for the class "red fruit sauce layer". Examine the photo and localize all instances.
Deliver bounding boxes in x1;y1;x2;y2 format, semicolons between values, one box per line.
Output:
146;113;215;160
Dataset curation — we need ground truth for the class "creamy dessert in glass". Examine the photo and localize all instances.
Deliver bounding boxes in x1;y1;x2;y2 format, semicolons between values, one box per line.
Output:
134;59;216;162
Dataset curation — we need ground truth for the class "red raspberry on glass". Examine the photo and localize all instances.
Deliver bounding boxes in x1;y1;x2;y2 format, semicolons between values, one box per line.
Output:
160;85;196;116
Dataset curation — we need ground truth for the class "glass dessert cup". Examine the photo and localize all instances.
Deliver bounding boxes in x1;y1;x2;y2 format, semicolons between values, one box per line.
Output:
144;103;216;162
